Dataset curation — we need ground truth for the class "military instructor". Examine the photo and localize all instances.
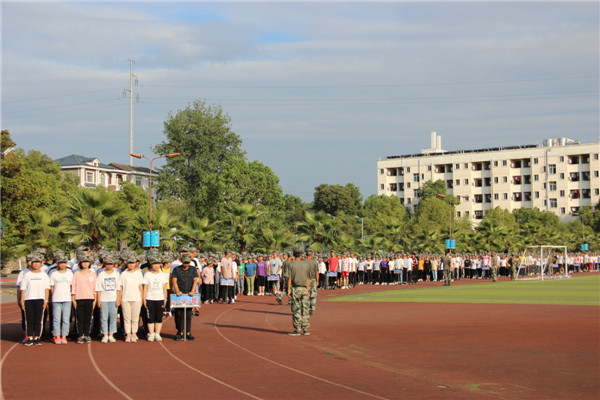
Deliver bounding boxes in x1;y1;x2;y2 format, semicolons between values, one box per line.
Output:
287;248;312;336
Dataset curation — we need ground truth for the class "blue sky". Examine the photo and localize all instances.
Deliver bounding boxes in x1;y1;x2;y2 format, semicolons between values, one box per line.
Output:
2;1;598;202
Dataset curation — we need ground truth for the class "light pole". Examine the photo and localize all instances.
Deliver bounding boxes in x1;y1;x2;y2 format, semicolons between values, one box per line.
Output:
437;194;453;252
130;152;181;231
576;210;596;251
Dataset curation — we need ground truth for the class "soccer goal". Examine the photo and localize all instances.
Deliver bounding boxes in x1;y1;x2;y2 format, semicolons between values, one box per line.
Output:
519;245;569;281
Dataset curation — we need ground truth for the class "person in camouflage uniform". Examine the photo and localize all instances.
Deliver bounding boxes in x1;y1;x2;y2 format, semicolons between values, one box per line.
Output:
491;253;500;282
287;248;311;336
276;251;293;306
442;252;452;286
305;249;319;317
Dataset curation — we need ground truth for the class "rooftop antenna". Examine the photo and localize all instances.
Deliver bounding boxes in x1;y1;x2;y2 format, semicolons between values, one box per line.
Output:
123;59;139;166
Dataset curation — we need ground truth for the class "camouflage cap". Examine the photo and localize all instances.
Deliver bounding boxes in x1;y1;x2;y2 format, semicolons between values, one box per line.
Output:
78;253;92;263
55;251;69;263
161;253;175;263
104;254;118;264
35;247;47;255
148;255;162;264
126;253;138;263
29;253;44;262
181;253;192;263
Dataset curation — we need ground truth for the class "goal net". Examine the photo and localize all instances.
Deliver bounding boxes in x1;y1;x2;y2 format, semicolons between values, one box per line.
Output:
519;245;569;281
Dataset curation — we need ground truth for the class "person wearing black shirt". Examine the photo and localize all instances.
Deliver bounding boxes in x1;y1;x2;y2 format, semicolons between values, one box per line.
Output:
171;254;199;341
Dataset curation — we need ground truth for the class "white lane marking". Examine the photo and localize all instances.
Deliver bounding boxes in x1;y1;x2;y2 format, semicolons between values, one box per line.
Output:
88;345;134;400
214;306;389;400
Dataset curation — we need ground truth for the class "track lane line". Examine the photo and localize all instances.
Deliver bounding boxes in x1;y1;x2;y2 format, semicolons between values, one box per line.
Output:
87;345;134;400
214;306;389;400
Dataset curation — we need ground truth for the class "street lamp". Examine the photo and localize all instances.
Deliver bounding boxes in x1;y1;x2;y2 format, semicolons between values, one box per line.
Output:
437;194;454;252
130;152;181;232
575;210;596;251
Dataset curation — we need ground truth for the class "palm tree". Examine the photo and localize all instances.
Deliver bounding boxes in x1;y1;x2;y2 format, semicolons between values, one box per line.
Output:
296;211;335;252
476;220;509;252
179;216;215;252
66;188;129;251
358;236;384;254
226;204;263;253
16;209;70;253
257;227;294;253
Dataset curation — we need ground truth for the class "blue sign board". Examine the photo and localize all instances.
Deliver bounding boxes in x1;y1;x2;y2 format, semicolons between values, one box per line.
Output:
142;230;160;247
445;239;456;249
581;243;589;251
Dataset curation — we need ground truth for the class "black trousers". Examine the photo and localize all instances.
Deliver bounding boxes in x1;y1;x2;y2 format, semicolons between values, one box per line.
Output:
75;299;94;336
24;299;45;337
174;308;192;334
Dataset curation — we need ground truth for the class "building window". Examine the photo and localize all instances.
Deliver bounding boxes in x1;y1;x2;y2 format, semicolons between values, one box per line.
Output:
534;174;539;181
534;191;539;198
474;210;484;220
549;198;557;208
407;182;411;188
455;179;460;186
560;207;566;215
494;177;499;184
494;193;499;200
524;192;531;201
413;173;419;182
549;181;557;191
390;183;397;191
380;184;384;190
559;156;564;162
407;198;411;204
559;190;565;197
406;167;410;172
534;158;538;164
594;171;599;178
594;188;599;196
456;211;461;218
502;176;508;183
380;169;384;175
474;195;483;203
464;163;468;169
414;190;419;198
594;154;599;160
135;177;142;186
559;173;565;180
484;194;492;203
465;211;470;217
427;165;432;171
455;163;460;170
464;179;469;185
502;160;507;166
503;193;508;200
493;161;498;167
513;192;522;201
86;171;94;183
548;164;556;174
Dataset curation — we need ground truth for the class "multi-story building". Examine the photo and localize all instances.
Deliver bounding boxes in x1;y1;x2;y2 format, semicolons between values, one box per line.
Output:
56;154;150;191
377;132;600;222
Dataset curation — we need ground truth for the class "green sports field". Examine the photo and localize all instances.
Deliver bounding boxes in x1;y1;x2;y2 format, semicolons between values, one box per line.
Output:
328;274;600;306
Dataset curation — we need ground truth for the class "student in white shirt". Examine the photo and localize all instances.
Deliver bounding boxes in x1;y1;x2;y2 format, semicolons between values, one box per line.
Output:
96;255;121;343
20;254;50;346
142;256;168;342
49;252;73;344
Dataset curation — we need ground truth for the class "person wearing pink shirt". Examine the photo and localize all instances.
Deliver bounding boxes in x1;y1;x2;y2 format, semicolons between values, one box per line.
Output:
71;253;97;344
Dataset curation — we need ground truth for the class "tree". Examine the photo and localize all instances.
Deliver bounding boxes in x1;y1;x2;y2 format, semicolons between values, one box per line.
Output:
153;99;245;213
416;180;447;200
362;194;408;237
66;187;130;251
297;211;334;252
179;217;216;252
224;204;263;253
313;183;362;216
200;157;284;218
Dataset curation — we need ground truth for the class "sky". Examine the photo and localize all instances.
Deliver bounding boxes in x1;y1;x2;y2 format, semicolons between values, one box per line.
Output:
2;1;599;203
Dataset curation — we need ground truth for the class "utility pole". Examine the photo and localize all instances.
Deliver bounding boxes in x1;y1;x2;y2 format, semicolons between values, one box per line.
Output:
123;59;139;166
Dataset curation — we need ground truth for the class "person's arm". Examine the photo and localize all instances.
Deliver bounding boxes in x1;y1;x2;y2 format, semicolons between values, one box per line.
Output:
142;283;148;308
189;277;198;296
43;288;49;310
138;284;144;306
19;289;26;310
96;290;102;309
305;278;310;292
287;277;292;297
162;281;168;307
171;274;182;296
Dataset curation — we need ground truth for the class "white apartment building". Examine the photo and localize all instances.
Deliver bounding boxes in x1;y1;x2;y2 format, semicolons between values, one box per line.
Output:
377;133;600;222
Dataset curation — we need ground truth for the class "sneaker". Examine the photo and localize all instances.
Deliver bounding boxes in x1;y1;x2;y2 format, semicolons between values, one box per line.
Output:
76;336;85;344
108;335;116;343
34;338;42;346
287;331;301;336
101;336;109;343
276;297;282;305
186;334;196;341
125;335;132;343
174;332;184;341
23;338;34;346
131;336;137;343
147;333;155;342
84;336;92;344
53;336;61;344
154;333;162;342
61;336;68;344
231;299;235;304
303;329;310;336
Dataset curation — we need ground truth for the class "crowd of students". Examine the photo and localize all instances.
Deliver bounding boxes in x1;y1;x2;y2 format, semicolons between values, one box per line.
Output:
16;245;599;346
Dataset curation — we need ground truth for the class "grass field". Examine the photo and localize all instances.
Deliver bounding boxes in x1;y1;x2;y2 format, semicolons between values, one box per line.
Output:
328;274;600;306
